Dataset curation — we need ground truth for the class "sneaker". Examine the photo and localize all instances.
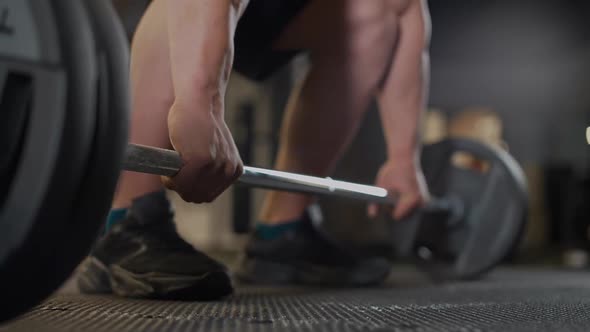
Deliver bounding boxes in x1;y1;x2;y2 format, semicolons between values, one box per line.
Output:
236;205;391;287
77;192;233;301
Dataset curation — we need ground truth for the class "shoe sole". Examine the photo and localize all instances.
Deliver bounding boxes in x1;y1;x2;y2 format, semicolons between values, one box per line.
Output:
236;255;392;287
77;257;233;301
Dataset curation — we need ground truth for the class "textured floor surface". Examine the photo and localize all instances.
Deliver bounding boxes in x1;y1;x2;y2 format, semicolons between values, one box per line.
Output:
2;268;590;332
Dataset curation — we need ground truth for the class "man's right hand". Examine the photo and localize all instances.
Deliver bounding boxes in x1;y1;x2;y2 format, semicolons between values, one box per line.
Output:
163;102;243;203
161;0;248;203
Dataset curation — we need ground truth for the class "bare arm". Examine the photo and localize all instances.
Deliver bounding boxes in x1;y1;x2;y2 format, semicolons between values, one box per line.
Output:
369;0;431;219
377;0;431;162
167;0;249;111
162;0;249;203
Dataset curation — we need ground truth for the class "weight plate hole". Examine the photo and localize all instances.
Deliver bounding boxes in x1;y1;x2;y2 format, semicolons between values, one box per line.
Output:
451;152;490;173
0;72;32;207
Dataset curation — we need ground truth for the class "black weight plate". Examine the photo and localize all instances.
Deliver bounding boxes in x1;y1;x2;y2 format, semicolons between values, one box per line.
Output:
0;0;66;271
49;0;130;294
0;0;97;322
414;138;528;281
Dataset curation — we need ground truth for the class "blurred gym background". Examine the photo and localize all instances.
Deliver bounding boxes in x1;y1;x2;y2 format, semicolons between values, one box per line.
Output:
113;0;590;268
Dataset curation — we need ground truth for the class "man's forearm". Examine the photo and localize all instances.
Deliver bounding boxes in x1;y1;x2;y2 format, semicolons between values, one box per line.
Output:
167;0;249;111
378;0;431;162
379;52;429;161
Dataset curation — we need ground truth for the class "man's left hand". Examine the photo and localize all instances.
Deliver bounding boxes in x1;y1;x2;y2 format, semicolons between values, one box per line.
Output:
368;157;430;220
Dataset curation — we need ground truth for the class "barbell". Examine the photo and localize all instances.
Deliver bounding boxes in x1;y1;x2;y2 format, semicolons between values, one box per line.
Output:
0;0;528;323
124;140;528;282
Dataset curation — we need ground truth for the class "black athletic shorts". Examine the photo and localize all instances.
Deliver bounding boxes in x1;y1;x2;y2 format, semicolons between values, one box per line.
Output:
233;0;311;82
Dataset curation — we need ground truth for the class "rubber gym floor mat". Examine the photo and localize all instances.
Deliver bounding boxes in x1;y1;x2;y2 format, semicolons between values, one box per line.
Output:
2;268;590;332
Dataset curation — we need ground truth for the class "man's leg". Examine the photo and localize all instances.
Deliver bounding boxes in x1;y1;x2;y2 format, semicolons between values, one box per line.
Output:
239;0;403;286
260;0;402;223
77;0;233;300
112;0;173;209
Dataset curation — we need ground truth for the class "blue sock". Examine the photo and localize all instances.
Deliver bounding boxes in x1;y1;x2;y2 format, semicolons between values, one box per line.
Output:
105;208;128;232
255;220;302;240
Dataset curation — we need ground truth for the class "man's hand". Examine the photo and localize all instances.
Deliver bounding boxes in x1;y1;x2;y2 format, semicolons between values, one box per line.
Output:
368;157;430;220
163;102;243;203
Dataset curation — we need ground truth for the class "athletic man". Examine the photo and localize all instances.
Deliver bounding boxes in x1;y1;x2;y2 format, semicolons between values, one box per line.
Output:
78;0;431;300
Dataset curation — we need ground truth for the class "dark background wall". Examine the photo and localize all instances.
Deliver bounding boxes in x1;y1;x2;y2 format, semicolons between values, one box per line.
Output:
428;0;590;170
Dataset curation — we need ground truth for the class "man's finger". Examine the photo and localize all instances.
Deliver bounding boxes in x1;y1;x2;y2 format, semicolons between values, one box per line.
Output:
161;176;176;191
393;195;419;220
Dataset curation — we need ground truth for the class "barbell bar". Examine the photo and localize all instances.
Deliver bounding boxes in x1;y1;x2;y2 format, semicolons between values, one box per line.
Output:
123;143;462;217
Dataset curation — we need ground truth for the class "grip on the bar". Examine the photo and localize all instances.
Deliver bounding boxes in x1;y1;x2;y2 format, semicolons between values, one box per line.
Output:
123;144;182;177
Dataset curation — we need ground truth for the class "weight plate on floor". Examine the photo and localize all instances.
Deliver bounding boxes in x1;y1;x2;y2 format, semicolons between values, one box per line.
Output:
392;138;528;281
0;0;98;322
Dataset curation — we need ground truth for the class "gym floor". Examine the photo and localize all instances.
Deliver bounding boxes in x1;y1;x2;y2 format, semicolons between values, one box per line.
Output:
2;267;590;332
